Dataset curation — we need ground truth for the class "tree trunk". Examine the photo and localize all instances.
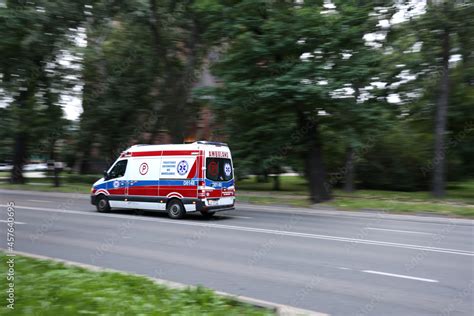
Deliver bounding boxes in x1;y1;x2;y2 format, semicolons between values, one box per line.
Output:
10;86;33;184
148;1;202;143
307;139;331;203
298;111;331;203
148;0;166;59
256;171;269;183
75;146;92;174
432;28;450;198
272;175;280;191
53;166;60;187
343;145;355;193
263;171;269;183
10;132;27;184
49;141;60;187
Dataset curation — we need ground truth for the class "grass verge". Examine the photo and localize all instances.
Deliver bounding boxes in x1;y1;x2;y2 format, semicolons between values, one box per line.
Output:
324;198;474;218
237;195;474;218
0;183;91;194
237;178;474;218
0;252;272;315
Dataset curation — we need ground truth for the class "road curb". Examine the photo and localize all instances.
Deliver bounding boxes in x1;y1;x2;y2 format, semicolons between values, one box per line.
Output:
7;250;328;316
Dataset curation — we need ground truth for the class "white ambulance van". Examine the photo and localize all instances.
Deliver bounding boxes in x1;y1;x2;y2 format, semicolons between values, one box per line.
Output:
90;141;235;219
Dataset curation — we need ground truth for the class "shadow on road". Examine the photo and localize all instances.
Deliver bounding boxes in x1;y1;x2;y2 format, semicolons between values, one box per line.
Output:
99;208;236;222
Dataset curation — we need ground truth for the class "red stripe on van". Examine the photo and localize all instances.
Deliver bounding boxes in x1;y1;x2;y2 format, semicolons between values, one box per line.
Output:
160;187;197;198
187;160;197;178
131;151;162;157
130;150;203;157
196;155;203;178
162;150;200;156
128;186;159;196
107;188;126;195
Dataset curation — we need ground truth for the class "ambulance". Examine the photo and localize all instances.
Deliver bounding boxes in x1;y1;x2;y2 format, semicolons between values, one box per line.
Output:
90;141;235;219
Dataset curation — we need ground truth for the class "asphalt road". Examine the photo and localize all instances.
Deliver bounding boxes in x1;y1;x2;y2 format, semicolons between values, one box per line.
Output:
0;189;473;315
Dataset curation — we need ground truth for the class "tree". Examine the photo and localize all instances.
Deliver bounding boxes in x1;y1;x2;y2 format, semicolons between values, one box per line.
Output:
0;0;86;183
196;0;392;202
76;0;210;172
320;1;393;193
386;0;474;197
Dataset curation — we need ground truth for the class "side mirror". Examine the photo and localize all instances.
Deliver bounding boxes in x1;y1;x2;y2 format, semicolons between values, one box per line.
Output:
103;170;109;180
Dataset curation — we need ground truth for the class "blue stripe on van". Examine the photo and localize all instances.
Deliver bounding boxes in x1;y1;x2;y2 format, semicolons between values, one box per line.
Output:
94;178;235;190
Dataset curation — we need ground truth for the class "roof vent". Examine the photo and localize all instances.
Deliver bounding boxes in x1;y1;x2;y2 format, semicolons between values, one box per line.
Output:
195;141;228;147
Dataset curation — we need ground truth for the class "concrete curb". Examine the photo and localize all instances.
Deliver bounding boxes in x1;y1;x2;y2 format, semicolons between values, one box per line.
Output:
7;250;328;316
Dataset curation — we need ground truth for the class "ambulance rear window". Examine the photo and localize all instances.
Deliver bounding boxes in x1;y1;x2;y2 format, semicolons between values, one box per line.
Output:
206;158;233;181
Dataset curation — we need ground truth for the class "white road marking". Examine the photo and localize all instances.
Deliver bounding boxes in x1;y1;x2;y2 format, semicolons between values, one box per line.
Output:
337;267;352;270
0;220;26;225
362;270;439;283
27;200;50;203
366;227;433;235
5;205;474;257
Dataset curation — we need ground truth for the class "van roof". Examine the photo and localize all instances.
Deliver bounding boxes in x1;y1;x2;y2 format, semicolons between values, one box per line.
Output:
126;141;228;153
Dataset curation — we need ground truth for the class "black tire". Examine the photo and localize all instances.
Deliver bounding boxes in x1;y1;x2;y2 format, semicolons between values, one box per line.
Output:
200;211;215;219
167;200;186;219
96;195;111;213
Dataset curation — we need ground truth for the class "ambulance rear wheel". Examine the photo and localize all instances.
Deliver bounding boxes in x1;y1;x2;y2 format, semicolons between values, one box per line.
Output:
167;200;185;219
200;211;215;219
96;195;111;213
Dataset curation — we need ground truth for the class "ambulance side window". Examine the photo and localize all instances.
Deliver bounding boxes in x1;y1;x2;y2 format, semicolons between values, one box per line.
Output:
108;160;128;179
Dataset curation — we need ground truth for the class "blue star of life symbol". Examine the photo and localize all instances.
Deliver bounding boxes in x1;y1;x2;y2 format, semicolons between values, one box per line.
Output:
177;160;189;175
224;163;231;176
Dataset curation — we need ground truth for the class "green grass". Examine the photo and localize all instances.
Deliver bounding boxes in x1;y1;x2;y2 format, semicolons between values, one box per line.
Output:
236;195;311;207
332;184;474;204
237;176;474;202
237;176;308;193
324;198;474;218
0;172;98;194
0;173;102;184
238;191;474;218
0;252;273;316
236;176;474;218
324;181;474;217
0;183;91;194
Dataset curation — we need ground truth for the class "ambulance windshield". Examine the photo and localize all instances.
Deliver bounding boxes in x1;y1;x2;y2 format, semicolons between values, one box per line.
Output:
206;158;233;182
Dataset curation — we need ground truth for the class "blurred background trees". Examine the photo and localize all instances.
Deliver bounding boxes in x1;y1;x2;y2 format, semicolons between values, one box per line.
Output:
0;0;87;183
0;0;473;200
385;0;474;196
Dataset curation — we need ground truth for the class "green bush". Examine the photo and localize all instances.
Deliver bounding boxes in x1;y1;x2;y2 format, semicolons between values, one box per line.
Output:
356;124;432;191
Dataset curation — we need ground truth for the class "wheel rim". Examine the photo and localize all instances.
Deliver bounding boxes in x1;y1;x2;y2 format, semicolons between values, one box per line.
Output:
170;204;180;216
98;199;107;210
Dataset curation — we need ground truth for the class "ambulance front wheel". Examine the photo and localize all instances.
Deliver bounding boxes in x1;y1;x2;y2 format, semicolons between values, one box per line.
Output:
96;195;111;213
167;200;186;219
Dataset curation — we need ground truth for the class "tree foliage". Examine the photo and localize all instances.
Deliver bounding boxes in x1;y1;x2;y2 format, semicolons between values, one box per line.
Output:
0;0;87;182
0;0;472;198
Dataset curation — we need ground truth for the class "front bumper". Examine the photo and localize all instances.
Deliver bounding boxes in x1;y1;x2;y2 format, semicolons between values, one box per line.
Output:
90;195;98;205
194;199;235;212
